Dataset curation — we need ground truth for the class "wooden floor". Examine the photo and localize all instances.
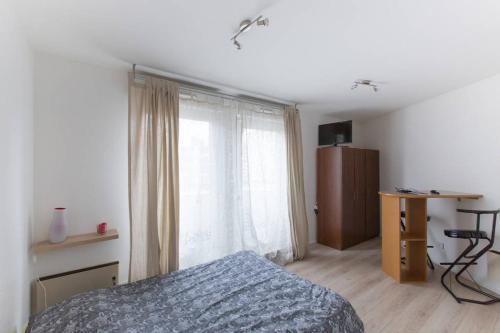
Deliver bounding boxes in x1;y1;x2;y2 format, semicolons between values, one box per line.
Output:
286;238;500;333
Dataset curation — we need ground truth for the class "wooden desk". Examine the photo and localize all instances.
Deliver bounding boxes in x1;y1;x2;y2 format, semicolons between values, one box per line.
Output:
379;191;482;283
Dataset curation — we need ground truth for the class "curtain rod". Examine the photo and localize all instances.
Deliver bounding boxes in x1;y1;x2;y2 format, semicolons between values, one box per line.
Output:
132;64;295;108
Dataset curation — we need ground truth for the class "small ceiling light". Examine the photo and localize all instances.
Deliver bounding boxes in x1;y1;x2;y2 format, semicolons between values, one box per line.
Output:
239;19;253;33
231;15;269;50
256;17;269;26
351;79;379;92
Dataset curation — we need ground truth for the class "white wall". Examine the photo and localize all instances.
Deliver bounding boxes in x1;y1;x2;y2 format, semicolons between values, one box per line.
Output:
300;111;323;244
360;73;500;293
33;53;130;283
0;1;34;331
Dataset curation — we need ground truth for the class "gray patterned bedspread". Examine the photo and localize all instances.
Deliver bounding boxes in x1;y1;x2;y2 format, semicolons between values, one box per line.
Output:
27;251;363;333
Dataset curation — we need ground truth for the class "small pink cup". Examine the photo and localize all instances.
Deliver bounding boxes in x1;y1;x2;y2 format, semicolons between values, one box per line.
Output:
97;222;107;235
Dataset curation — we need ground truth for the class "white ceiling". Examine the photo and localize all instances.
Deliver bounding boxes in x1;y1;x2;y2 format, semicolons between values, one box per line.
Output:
12;0;500;119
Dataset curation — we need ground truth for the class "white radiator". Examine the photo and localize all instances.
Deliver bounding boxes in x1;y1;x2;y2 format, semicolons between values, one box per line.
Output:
32;261;119;314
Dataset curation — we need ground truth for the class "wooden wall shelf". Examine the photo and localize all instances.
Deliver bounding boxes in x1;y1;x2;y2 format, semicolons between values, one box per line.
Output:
32;229;119;254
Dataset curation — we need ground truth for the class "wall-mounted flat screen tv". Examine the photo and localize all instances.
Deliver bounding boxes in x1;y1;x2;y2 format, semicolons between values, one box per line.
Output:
318;120;352;146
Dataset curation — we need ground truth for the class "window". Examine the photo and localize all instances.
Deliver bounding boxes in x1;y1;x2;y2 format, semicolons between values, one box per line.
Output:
179;91;292;268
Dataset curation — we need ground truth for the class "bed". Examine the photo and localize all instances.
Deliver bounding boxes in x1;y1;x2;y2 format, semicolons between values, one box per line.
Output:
27;251;364;332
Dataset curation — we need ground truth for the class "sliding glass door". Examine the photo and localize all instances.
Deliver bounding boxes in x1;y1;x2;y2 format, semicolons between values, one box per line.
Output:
179;91;292;268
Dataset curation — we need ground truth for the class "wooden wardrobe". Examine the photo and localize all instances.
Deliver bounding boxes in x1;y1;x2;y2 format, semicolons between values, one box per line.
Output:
317;146;380;250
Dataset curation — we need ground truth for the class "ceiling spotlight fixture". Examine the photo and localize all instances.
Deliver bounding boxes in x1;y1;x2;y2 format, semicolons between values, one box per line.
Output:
231;15;269;50
256;17;269;26
351;79;379;92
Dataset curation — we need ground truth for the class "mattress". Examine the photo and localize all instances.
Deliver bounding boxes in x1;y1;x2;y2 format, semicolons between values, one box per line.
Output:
27;251;364;332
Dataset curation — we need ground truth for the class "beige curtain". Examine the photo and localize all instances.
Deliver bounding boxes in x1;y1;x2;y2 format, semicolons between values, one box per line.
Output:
284;106;309;260
128;73;180;282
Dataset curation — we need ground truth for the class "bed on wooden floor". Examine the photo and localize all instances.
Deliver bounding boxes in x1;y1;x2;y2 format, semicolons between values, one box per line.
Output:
27;251;363;333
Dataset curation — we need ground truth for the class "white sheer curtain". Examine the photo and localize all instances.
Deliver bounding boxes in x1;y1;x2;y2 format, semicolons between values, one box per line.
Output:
178;91;292;268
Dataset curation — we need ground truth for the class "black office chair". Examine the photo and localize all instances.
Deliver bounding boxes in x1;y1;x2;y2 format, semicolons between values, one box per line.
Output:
400;211;434;270
441;208;500;305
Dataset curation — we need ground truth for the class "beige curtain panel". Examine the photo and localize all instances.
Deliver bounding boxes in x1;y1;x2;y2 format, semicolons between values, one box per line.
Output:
128;73;180;282
284;106;309;260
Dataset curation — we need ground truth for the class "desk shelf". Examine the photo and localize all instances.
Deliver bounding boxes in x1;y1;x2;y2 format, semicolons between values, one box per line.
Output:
381;195;429;282
32;229;119;254
401;232;426;242
381;191;482;284
401;266;426;282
